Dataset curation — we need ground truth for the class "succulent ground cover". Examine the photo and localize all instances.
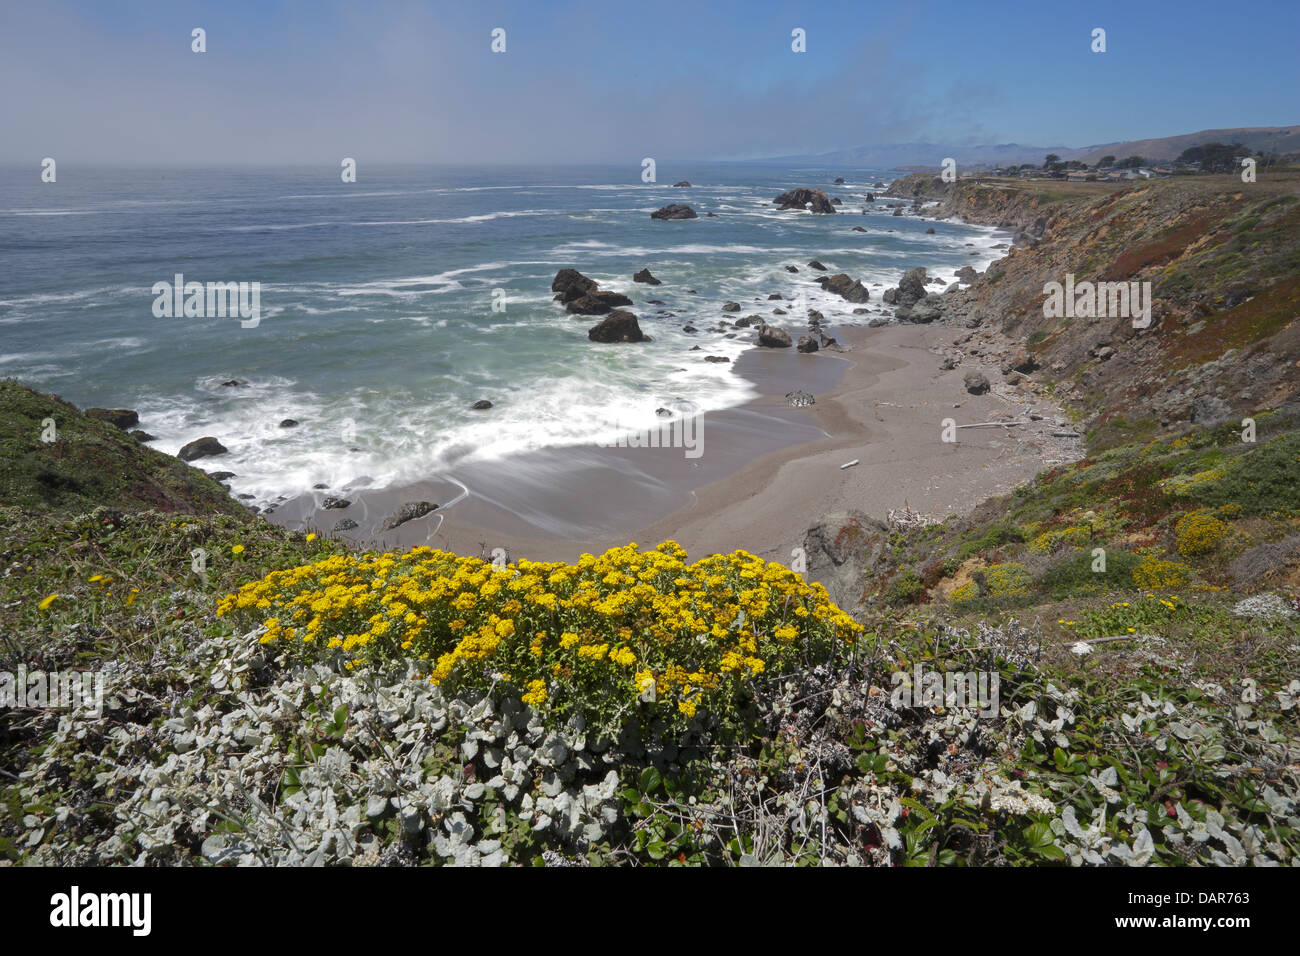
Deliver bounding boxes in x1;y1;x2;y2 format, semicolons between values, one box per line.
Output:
2;502;1296;865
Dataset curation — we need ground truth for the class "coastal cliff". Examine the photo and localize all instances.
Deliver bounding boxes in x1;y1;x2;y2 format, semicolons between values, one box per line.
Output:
887;171;1300;441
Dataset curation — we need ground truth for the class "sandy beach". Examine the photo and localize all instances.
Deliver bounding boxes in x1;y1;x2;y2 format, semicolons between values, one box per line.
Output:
268;317;1082;567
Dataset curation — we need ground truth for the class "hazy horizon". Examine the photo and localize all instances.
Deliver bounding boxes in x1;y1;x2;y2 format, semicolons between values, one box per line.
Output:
3;0;1299;168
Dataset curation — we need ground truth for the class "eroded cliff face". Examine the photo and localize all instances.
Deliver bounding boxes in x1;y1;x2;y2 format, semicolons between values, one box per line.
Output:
888;172;1300;440
886;174;1054;237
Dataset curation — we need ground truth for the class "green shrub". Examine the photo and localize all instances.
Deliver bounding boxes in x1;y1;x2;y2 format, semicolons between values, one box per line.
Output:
1040;548;1142;599
883;568;925;606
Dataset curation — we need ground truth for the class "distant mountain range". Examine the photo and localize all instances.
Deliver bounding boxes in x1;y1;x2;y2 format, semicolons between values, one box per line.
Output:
758;126;1300;169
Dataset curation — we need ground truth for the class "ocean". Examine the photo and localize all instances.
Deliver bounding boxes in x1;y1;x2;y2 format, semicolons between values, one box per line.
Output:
0;162;1006;510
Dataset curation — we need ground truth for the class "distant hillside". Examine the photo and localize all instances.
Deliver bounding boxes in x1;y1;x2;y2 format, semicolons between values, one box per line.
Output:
1069;127;1300;165
758;141;1073;169
767;126;1300;169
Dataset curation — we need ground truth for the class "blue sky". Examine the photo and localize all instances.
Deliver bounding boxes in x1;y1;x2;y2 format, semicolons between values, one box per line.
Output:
2;0;1297;164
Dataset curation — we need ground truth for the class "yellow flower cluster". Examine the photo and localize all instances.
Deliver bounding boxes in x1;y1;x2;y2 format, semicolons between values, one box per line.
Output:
1131;555;1193;590
217;540;860;730
984;562;1031;597
1174;511;1228;557
1029;525;1092;553
1161;464;1227;495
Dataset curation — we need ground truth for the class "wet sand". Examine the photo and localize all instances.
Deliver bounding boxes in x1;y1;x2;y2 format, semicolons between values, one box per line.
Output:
266;319;1078;566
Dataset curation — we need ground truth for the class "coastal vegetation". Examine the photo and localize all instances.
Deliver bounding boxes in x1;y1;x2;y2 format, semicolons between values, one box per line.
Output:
3;168;1297;866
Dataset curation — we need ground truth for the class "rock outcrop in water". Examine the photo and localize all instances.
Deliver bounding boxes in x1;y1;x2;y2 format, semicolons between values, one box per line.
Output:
566;291;634;315
551;268;599;303
633;268;662;285
773;188;836;214
816;273;870;304
650;204;698;220
588;310;649;343
178;437;227;461
549;269;635;314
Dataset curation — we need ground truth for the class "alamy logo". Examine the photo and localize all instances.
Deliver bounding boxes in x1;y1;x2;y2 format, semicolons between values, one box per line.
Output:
597;402;703;459
50;886;151;936
151;273;262;328
891;664;999;718
1;666;103;718
1043;274;1151;329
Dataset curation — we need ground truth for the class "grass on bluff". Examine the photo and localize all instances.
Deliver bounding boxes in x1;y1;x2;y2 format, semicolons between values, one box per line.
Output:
868;404;1300;618
0;378;340;672
0;379;245;517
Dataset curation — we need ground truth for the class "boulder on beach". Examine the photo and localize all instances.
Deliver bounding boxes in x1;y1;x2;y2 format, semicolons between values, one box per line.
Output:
633;268;662;285
382;501;438;531
178;437;227;462
86;408;139;430
963;371;991;395
882;288;899;304
470;399;493;410
322;495;351;510
797;336;819;353
786;390;815;407
900;295;943;324
955;265;980;283
734;315;758;328
897;267;928;306
333;518;359;532
566;290;634;315
588;310;649;343
774;188;836;214
651;204;698;220
1003;348;1039;374
756;323;792;348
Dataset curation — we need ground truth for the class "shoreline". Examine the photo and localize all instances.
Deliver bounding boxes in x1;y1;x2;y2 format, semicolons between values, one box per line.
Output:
266;311;1083;566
